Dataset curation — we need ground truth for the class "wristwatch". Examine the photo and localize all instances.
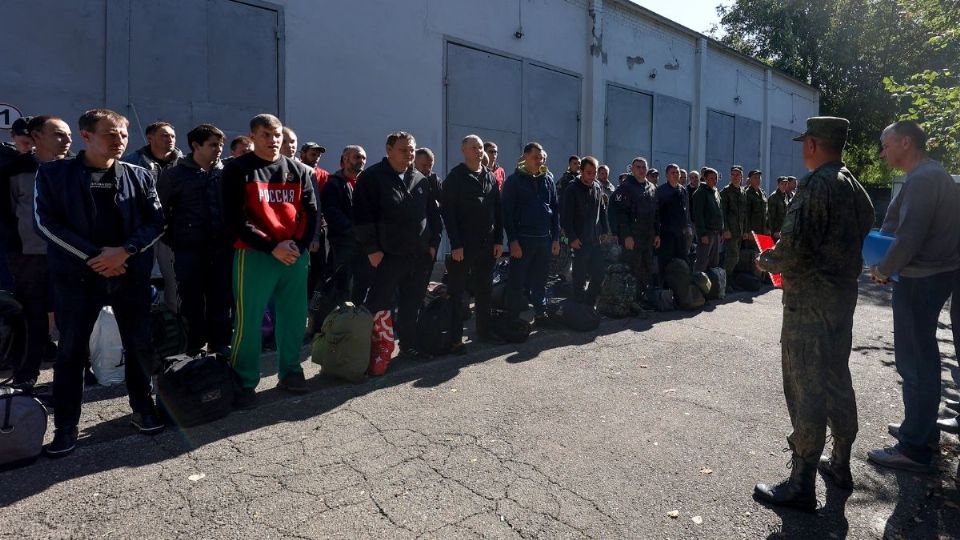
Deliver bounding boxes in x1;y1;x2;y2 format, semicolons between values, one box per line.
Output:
124;244;138;256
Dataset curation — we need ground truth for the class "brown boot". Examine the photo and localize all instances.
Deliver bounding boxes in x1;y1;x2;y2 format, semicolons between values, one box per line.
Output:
754;454;818;512
818;442;853;490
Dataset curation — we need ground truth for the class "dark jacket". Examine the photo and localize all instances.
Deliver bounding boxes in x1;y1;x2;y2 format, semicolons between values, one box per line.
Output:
744;185;768;234
0;153;46;255
611;176;659;239
33;152;165;278
767;189;788;235
122;146;183;176
655;181;692;236
321;169;358;244
691;184;723;237
501;167;560;242
440;163;503;252
720;183;747;237
556;170;579;210
561;179;609;247
353;158;443;256
156;154;229;250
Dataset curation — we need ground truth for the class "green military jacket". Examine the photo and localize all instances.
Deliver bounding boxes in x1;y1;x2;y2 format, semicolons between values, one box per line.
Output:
691;184;723;237
758;161;874;307
720;183;747;238
767;189;788;236
744;186;768;234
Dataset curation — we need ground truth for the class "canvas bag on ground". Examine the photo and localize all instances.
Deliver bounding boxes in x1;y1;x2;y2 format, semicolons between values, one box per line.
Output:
89;306;124;385
312;302;373;383
706;267;726;300
491;310;531;344
0;385;47;470
597;263;638;318
416;295;454;356
156;353;237;428
546;299;600;332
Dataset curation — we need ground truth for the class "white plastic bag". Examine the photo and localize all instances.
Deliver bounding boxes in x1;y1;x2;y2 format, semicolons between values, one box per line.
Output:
89;306;125;386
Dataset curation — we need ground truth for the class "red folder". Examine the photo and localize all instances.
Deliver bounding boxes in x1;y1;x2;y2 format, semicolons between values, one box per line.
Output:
752;233;783;288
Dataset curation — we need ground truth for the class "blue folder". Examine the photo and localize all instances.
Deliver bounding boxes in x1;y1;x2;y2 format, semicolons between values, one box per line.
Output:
862;230;898;281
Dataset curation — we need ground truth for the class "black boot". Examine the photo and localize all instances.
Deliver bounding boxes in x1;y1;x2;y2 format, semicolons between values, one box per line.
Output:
754;454;818;512
819;442;853;490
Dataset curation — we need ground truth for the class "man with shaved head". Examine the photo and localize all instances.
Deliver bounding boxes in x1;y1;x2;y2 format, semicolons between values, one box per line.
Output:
440;135;504;353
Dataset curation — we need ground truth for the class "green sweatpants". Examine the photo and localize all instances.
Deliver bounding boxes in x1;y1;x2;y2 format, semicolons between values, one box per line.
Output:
231;248;308;389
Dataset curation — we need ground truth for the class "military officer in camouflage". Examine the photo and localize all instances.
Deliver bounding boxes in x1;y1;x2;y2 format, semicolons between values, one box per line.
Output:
753;117;874;512
767;176;789;240
720;166;747;285
744;170;768;236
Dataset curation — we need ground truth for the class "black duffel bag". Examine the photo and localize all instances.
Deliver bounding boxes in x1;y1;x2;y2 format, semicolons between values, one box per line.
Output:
546;299;601;332
156;353;237;428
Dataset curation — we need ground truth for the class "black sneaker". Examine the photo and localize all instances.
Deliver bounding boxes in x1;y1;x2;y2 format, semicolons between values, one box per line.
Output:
449;342;468;356
83;366;98;386
278;372;308;394
131;411;165;435
234;387;258;410
45;427;79;458
400;347;428;361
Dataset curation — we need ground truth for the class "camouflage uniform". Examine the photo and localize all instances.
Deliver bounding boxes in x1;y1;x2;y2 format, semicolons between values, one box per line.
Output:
720;183;746;276
611;176;659;290
758;161;874;462
744;185;768;235
767;189;788;237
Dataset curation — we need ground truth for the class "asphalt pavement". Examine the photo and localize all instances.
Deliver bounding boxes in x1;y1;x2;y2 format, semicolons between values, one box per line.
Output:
1;277;958;539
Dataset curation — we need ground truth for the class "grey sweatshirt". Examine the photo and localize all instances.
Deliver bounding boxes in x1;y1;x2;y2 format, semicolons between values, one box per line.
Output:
879;159;960;278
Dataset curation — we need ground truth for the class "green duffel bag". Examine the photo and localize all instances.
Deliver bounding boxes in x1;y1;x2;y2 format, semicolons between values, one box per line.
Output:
311;302;373;383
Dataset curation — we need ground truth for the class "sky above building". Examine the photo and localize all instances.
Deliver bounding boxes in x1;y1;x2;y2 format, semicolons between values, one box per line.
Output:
630;0;729;35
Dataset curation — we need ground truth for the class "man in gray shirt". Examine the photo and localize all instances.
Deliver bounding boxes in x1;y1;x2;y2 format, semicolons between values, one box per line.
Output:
867;120;960;473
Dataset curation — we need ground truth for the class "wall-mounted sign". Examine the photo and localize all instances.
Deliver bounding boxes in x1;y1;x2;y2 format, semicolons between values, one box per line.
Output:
0;103;24;130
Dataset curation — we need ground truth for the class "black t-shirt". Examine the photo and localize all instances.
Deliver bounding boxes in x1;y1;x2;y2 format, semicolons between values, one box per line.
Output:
88;167;126;247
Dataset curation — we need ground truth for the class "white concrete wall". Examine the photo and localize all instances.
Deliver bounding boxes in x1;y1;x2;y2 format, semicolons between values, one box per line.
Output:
274;0;817;176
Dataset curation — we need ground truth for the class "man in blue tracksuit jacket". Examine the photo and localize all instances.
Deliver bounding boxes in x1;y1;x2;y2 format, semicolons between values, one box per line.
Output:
34;109;166;458
501;142;560;322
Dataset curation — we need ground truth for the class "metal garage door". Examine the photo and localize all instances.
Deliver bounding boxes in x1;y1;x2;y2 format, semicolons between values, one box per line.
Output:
652;94;691;172
734;115;762;175
445;43;580;177
605;85;653;178
769;126;805;191
129;0;282;143
0;0;107;130
444;43;522;176
706;110;735;182
524;63;581;176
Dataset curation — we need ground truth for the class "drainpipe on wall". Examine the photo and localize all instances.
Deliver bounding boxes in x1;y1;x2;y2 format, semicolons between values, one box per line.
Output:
762;68;772;193
691;37;707;169
585;0;606;157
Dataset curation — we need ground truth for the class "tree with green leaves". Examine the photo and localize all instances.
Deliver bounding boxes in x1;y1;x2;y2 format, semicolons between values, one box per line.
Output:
714;0;957;182
883;0;960;170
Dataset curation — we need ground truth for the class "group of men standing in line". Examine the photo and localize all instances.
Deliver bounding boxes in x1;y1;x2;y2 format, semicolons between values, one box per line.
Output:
0;106;813;458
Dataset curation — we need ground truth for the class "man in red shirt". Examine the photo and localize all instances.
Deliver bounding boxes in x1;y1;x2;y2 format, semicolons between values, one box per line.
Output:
222;114;318;407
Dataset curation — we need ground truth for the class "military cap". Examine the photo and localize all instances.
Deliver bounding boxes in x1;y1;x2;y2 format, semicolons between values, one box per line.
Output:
748;169;762;177
300;141;326;153
793;116;849;146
